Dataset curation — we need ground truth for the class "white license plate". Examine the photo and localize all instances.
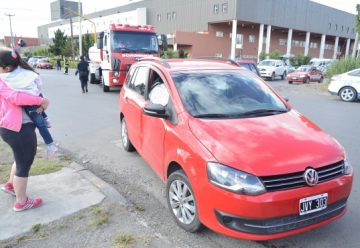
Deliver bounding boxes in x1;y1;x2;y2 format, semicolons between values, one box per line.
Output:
292;77;298;80
299;193;328;216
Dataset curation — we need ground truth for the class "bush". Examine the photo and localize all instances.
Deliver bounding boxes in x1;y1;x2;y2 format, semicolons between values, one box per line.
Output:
161;49;179;58
269;50;281;59
326;57;360;79
289;54;312;67
259;51;268;61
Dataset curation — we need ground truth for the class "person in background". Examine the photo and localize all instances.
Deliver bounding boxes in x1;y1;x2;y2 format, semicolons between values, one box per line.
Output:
75;56;89;93
0;48;58;159
0;49;50;212
64;58;69;75
56;58;61;71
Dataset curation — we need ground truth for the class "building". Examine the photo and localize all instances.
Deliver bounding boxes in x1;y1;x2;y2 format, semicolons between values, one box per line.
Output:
3;36;40;47
38;0;358;60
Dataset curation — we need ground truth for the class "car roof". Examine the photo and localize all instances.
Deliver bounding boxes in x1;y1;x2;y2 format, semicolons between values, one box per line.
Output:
137;58;245;73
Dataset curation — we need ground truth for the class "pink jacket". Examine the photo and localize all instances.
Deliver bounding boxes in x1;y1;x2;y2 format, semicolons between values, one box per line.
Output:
0;79;43;132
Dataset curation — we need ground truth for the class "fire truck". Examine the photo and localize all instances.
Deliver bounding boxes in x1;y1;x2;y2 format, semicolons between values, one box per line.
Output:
88;24;160;92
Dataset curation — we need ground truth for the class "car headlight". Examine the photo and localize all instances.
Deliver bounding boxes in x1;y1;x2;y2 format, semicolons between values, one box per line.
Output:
113;71;120;77
344;158;352;175
207;162;266;195
300;75;306;78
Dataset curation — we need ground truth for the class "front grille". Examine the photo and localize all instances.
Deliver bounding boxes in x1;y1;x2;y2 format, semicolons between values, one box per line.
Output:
260;161;345;192
215;198;347;235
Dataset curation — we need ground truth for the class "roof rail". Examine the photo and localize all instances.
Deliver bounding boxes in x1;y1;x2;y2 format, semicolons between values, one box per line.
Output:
194;56;239;66
139;57;171;69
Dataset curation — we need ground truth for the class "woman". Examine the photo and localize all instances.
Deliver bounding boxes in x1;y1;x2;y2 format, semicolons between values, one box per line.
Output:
0;49;49;211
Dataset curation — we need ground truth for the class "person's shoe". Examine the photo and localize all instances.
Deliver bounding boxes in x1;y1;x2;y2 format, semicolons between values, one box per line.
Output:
47;143;58;159
1;182;15;196
13;197;42;212
86;88;88;93
44;117;52;128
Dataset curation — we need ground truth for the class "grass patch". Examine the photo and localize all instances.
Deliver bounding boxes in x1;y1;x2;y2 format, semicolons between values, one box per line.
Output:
31;224;42;234
0;158;63;184
134;204;145;212
90;206;110;226
114;234;136;248
16;235;28;243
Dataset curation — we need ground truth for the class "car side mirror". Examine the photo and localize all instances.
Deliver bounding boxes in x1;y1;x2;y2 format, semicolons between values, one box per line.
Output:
144;103;168;119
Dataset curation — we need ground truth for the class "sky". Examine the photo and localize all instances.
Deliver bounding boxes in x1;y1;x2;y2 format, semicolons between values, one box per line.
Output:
0;0;359;38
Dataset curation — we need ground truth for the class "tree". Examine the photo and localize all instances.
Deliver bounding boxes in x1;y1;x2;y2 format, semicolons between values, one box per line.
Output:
49;29;68;57
356;4;360;35
82;33;95;57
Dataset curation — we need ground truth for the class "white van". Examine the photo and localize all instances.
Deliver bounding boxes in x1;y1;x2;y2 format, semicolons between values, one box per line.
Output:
309;58;334;76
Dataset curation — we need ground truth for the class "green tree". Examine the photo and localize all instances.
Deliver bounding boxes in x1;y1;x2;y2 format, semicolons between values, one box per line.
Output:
356;4;360;35
49;29;68;57
269;49;281;59
82;33;95;57
259;51;268;61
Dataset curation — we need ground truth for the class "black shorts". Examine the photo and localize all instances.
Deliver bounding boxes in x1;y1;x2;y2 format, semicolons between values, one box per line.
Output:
0;123;37;177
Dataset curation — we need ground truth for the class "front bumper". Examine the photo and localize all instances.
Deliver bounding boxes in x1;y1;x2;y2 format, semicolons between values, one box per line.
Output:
287;76;305;82
259;71;273;77
196;174;353;240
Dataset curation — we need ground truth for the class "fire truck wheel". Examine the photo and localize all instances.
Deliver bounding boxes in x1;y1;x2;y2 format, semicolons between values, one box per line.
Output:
90;73;96;84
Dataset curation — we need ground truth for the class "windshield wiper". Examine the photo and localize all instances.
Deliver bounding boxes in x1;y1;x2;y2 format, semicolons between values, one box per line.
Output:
239;109;288;117
192;113;235;119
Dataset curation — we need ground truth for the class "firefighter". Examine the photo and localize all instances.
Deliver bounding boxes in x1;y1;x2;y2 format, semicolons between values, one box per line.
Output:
64;58;69;74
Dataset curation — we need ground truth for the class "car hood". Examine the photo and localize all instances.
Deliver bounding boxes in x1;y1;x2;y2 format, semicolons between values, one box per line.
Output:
188;110;343;176
257;65;274;70
288;71;308;76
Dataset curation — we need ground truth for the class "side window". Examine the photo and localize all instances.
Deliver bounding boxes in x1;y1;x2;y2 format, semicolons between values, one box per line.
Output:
148;70;169;106
249;64;258;74
348;70;360;77
125;66;136;87
129;67;149;96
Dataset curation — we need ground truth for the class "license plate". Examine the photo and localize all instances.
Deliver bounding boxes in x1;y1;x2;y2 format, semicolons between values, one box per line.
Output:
299;193;328;216
292;77;298;80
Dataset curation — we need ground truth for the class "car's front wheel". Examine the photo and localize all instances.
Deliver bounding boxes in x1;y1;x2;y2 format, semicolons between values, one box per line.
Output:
166;170;203;233
121;117;135;152
339;86;357;102
304;77;310;84
270;72;275;81
281;71;287;80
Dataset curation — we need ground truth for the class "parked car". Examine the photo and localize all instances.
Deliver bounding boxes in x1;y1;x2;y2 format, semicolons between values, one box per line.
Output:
257;59;287;81
28;56;46;68
328;68;360;102
309;58;334;77
236;60;260;76
119;58;353;240
287;65;324;84
36;59;53;69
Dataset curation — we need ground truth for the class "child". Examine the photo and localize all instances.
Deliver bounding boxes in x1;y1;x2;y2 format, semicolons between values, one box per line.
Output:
0;48;57;158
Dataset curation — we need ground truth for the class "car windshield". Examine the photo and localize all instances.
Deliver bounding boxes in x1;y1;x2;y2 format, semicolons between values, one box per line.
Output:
111;31;159;53
258;60;275;66
172;70;288;118
297;66;311;72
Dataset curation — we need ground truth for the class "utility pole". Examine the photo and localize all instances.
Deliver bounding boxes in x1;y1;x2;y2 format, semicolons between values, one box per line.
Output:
4;13;15;48
78;0;82;56
69;17;75;58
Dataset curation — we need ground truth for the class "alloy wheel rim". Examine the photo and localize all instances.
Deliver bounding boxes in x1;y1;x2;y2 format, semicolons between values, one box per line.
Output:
341;89;354;101
121;120;128;147
169;180;196;225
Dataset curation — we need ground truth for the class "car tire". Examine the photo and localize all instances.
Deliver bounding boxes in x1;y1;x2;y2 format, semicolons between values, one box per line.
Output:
166;170;203;233
288;81;293;84
339;87;357;102
90;73;96;84
281;71;287;80
318;77;323;83
121;117;135;152
270;72;275;81
102;77;110;92
304;77;310;84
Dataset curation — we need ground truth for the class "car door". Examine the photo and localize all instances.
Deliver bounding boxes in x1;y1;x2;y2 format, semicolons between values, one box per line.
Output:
122;66;149;149
140;68;174;179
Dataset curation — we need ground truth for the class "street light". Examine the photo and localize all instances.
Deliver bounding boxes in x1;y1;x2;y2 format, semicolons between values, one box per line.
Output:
4;13;15;48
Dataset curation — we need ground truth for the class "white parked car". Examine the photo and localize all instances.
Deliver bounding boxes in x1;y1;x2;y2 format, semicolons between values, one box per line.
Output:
257;59;287;81
328;68;360;102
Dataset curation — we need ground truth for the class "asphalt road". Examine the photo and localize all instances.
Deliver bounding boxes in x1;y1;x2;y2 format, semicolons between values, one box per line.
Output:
40;69;359;248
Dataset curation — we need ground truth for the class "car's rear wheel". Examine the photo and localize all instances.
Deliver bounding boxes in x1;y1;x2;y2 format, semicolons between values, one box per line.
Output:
121;117;135;152
339;87;357;102
288;81;293;84
102;77;110;92
304;77;310;84
166;170;203;233
318;77;323;83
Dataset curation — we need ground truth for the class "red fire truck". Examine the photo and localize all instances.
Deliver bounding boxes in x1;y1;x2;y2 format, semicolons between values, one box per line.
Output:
89;24;160;92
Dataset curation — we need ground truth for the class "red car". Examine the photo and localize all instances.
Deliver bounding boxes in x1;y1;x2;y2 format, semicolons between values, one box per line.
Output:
287;65;324;84
119;58;353;240
36;59;53;69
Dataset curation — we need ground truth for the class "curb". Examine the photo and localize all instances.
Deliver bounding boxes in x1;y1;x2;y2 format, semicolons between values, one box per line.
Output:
68;162;131;207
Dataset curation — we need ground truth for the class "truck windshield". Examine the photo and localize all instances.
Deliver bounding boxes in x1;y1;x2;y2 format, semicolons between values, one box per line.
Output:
111;31;159;53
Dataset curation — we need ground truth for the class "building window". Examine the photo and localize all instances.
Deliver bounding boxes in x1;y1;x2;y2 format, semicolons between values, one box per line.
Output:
310;42;318;49
335;24;338;31
172;11;176;20
222;3;228;13
325;44;334;50
249;35;255;43
236;34;243;48
216;31;224;37
167;12;171;20
213;4;219;14
279;39;287;46
157;14;161;22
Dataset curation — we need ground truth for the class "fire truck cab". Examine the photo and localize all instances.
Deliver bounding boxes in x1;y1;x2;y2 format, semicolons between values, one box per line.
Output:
93;24;159;92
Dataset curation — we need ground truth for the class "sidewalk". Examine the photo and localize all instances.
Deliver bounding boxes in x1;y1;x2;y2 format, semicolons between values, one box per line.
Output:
0;164;107;241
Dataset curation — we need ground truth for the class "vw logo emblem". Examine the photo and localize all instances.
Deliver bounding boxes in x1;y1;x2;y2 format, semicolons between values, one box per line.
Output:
304;168;319;186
